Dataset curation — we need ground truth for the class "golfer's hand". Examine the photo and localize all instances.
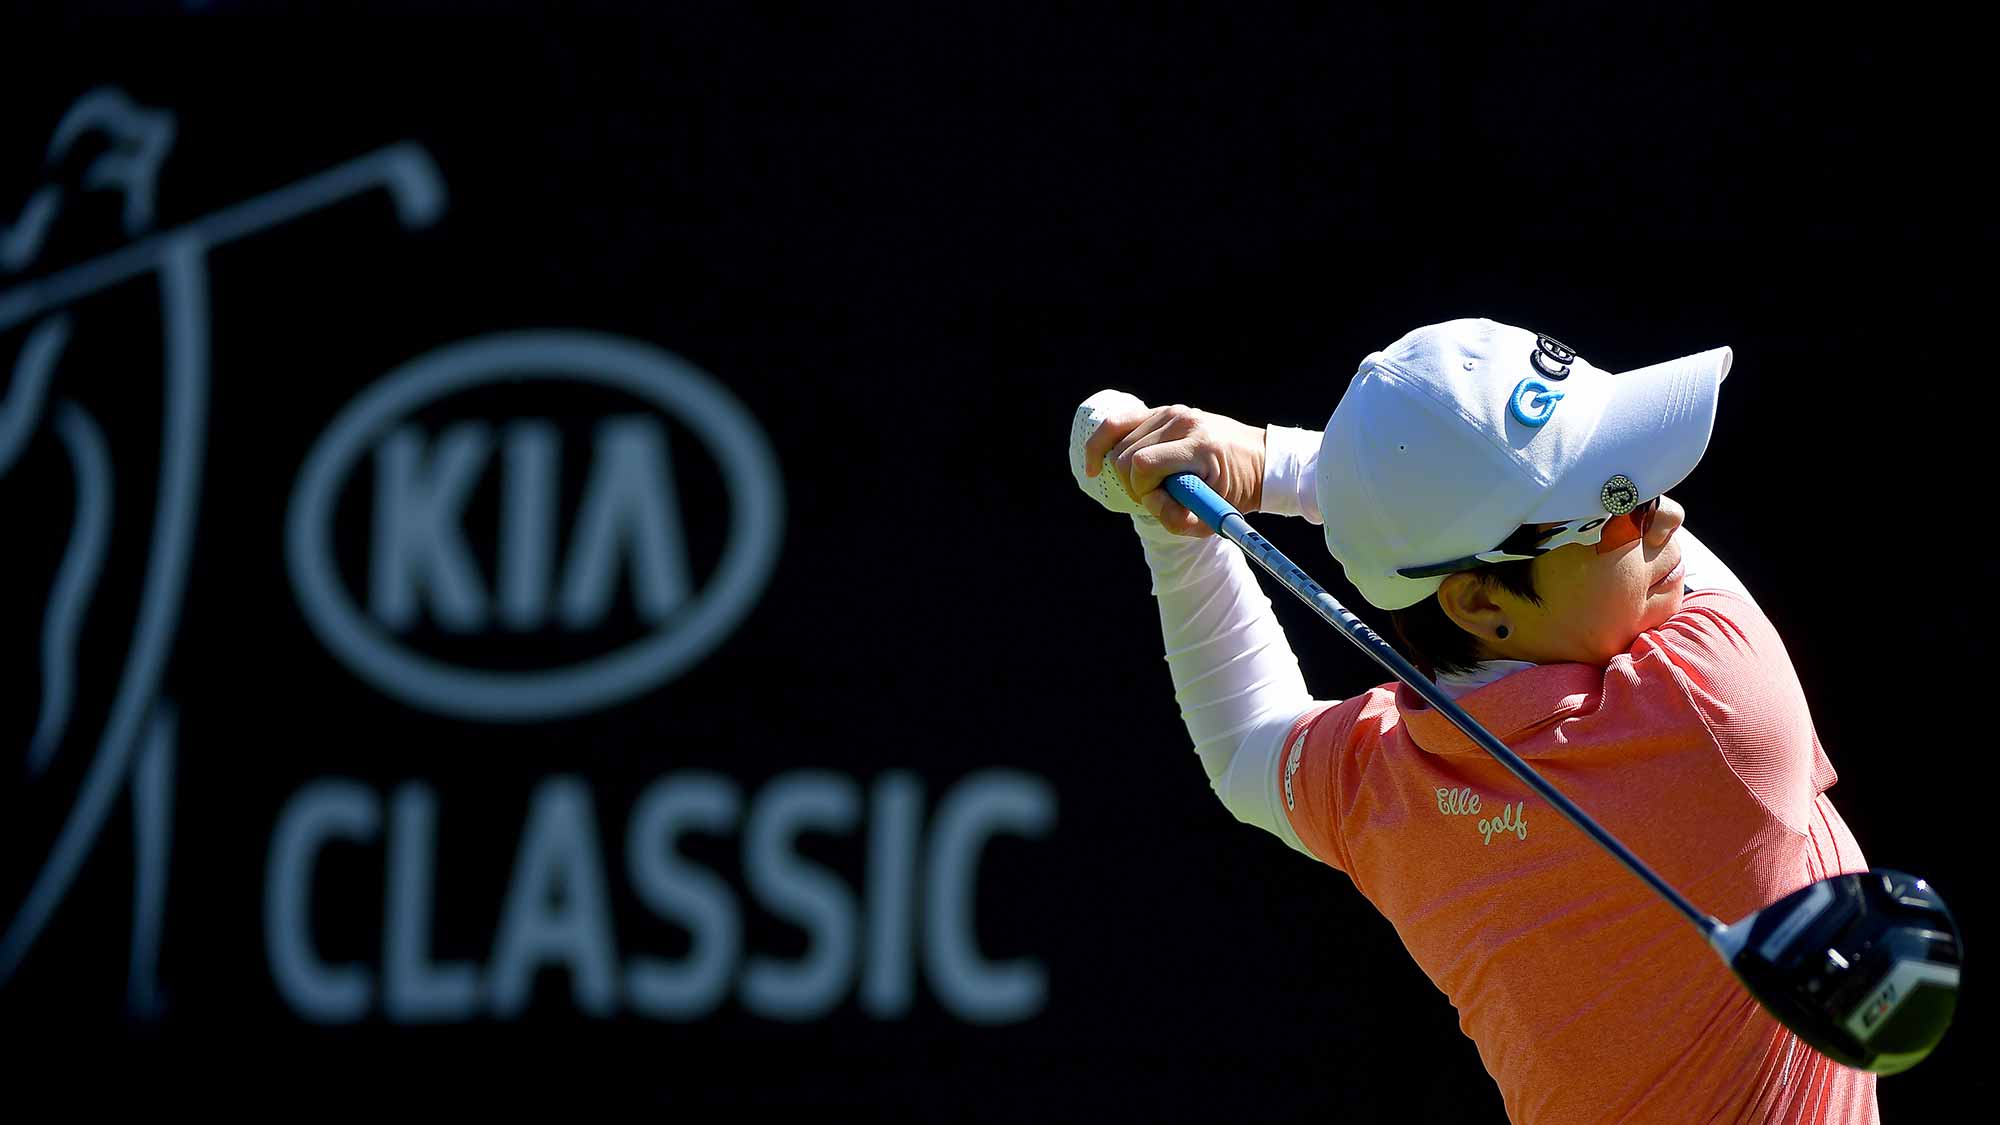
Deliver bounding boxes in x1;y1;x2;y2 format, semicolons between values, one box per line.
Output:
1082;399;1264;538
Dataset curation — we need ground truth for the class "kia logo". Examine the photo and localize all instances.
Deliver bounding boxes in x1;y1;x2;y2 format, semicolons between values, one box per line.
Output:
286;331;783;720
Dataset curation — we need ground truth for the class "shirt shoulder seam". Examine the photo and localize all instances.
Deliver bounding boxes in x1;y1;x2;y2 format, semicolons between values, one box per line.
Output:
1641;614;1813;840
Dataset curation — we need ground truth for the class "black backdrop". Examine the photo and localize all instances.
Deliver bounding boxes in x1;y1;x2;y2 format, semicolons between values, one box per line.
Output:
0;7;1989;1121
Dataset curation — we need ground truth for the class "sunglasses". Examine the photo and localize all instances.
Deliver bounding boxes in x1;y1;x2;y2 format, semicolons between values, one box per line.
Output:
1397;496;1662;579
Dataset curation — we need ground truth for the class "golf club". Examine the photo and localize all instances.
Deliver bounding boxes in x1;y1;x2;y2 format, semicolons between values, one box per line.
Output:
1163;471;1962;1075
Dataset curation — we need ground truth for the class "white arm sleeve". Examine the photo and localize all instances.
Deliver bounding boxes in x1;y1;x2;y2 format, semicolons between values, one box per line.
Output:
1257;424;1323;524
1066;394;1325;857
1133;516;1320;857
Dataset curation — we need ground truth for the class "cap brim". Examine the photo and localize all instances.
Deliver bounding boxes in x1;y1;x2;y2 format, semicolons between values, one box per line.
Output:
1525;346;1733;524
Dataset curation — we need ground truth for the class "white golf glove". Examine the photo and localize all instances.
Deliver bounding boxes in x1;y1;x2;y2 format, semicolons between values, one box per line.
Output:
1069;389;1153;516
1069;388;1199;546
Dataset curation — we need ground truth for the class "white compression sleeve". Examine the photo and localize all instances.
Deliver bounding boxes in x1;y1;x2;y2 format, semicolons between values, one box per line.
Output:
1134;515;1318;857
1258;425;1323;524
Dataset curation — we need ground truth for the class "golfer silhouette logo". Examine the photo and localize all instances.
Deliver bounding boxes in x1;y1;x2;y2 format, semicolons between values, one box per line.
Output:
0;87;446;1015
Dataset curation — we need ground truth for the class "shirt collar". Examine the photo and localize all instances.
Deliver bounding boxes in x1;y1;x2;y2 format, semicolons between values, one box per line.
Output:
1399;659;1605;756
1434;659;1537;700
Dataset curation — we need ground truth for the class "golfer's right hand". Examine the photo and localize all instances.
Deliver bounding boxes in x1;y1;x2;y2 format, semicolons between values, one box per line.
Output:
1070;390;1265;538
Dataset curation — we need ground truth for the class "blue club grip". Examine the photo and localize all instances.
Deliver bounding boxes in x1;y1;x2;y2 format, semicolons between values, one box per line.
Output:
1163;472;1239;531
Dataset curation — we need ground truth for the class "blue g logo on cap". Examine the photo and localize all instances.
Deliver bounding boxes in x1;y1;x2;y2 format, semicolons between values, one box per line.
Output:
1509;378;1565;427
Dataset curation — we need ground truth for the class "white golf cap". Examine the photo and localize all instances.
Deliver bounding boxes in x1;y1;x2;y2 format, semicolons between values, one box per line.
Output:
1317;318;1733;610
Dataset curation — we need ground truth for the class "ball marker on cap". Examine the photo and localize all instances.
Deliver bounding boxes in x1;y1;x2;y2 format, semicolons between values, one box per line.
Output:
1600;475;1640;515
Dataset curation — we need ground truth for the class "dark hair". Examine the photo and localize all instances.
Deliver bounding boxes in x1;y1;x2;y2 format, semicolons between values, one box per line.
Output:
1388;558;1542;678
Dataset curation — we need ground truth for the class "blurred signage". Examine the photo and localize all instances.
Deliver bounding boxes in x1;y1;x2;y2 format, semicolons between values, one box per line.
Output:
265;770;1055;1024
4;86;1054;1030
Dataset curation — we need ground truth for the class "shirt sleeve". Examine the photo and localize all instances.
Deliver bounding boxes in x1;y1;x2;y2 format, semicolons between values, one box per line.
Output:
1131;514;1323;857
1270;697;1377;874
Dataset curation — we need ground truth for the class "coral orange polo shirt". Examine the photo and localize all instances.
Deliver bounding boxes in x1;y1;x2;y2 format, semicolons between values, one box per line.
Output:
1279;589;1877;1123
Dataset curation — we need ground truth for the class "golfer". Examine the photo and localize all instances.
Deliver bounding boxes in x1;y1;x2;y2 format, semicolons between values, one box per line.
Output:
1070;318;1876;1123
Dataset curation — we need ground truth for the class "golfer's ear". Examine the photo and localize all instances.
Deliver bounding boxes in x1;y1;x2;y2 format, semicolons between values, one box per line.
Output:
1436;572;1505;637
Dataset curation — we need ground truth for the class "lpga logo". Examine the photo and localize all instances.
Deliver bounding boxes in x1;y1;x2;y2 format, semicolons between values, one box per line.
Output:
0;87;446;1013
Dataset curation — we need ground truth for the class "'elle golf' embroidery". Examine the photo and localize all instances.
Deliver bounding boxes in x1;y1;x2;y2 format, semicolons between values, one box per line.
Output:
1437;787;1529;845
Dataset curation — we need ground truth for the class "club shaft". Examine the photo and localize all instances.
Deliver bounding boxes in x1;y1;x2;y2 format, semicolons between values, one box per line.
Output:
1164;473;1723;938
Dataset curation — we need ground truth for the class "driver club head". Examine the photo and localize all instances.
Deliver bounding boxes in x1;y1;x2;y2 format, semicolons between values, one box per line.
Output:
1718;869;1961;1075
